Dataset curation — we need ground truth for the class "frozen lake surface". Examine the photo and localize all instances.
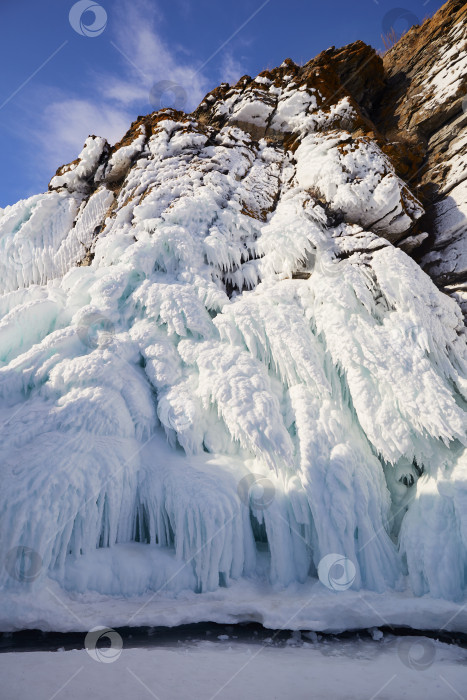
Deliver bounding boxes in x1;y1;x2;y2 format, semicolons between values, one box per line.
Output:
1;625;467;700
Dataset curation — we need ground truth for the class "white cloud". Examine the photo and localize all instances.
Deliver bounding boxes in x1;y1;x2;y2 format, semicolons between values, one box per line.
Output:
17;0;260;191
99;79;150;106
22;0;213;185
37;99;133;171
108;0;209;111
219;53;245;87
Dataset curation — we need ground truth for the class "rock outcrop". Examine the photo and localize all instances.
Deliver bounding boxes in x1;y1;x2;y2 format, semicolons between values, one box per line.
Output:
374;0;467;314
46;0;466;315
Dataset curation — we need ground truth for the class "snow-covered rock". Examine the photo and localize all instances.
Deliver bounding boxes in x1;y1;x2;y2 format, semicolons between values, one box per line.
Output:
376;0;467;308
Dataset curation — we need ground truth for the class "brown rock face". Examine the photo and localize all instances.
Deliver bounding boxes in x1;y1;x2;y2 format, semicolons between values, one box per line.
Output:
309;41;386;116
193;42;385;144
373;0;467;308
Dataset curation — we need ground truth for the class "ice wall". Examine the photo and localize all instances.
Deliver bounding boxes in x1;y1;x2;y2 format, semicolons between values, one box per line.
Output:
0;73;466;608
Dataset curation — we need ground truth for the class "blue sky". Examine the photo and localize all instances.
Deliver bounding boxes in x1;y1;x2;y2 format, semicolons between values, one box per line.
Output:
0;0;445;207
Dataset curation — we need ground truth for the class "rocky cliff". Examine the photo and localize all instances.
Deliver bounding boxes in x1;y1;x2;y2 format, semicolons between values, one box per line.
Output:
1;0;467;631
45;0;466;315
376;0;467;314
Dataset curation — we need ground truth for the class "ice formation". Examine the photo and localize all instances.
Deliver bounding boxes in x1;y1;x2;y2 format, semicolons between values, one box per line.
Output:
1;18;466;630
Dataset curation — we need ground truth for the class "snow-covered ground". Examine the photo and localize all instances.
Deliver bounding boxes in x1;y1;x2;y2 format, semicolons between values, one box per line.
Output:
2;575;467;635
1;633;466;700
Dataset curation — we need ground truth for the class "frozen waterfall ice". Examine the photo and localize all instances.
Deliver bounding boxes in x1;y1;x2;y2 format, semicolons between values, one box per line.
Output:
0;69;466;633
